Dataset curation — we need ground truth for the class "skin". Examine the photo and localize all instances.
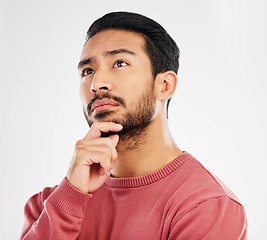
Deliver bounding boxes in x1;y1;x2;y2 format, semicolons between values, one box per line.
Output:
66;29;183;193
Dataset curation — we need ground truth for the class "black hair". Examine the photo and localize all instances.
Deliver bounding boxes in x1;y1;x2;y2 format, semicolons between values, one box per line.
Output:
86;11;180;117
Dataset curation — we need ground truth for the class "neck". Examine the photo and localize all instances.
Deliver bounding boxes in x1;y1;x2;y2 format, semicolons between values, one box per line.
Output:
111;115;182;178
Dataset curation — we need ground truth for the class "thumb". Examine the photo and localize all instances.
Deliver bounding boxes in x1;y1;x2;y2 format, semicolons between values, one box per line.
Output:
108;134;120;147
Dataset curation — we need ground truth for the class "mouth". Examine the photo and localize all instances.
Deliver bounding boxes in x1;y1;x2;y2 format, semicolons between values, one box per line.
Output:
91;98;120;114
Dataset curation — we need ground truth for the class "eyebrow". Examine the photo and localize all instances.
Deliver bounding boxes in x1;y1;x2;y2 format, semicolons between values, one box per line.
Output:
78;48;136;69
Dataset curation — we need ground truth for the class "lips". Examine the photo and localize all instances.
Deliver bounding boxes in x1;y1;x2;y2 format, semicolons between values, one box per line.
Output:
91;98;120;113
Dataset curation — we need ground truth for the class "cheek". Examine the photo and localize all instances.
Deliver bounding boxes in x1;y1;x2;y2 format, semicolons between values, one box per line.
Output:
119;69;149;89
118;72;154;102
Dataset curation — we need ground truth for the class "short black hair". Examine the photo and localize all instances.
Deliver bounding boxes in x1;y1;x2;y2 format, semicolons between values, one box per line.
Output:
86;11;180;116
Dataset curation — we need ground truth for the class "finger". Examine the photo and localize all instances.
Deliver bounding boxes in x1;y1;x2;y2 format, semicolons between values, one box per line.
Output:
76;138;118;160
80;146;118;165
78;148;110;166
108;134;119;147
77;137;117;148
88;151;112;176
78;144;117;164
84;122;123;140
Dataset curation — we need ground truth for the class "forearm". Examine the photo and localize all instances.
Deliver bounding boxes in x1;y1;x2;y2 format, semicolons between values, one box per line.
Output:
21;178;91;240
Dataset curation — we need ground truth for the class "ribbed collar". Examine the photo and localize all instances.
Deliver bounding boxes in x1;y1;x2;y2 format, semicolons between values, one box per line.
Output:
104;151;192;189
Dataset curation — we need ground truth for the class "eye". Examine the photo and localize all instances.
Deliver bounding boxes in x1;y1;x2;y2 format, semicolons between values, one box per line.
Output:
114;60;128;68
81;68;94;77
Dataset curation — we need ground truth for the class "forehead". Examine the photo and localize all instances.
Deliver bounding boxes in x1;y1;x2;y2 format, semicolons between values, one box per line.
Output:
80;29;147;59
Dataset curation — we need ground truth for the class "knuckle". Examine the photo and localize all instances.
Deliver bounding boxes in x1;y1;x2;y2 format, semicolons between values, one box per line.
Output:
100;150;109;159
75;140;84;147
91;122;100;129
101;137;112;147
74;150;84;161
99;152;110;164
101;144;112;154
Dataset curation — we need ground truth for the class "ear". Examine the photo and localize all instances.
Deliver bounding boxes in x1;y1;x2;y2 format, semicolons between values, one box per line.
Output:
154;71;178;101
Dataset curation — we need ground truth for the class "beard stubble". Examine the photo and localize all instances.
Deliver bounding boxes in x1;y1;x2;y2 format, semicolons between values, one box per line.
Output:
84;87;156;139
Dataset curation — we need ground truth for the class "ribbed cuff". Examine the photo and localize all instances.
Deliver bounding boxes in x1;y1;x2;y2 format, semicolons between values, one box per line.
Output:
46;178;92;217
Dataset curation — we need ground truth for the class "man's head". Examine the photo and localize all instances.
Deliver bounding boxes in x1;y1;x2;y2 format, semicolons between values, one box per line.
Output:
78;12;179;137
86;12;180;79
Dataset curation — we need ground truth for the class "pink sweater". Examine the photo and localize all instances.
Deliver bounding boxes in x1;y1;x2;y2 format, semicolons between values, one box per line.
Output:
21;152;247;239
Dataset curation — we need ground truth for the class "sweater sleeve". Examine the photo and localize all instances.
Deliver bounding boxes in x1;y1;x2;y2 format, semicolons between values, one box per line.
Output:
168;197;247;240
20;178;92;240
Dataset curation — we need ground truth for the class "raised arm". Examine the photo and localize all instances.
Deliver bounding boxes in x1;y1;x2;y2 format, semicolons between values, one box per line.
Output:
21;122;122;239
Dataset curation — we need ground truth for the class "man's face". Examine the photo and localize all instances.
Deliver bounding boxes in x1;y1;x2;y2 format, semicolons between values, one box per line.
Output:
78;29;156;136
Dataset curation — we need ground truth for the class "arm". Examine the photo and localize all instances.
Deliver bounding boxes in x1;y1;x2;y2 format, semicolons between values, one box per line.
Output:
21;122;122;239
21;178;91;240
168;197;247;240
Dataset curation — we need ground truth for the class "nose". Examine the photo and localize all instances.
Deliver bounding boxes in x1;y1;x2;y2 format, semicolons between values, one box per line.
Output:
90;70;112;94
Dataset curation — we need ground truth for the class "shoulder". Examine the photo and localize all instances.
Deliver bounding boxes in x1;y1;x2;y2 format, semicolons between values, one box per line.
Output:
163;152;246;219
168;196;247;239
168;152;242;205
164;153;247;238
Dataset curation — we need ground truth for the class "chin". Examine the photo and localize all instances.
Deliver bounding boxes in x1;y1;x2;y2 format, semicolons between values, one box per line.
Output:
94;110;114;119
88;110;123;125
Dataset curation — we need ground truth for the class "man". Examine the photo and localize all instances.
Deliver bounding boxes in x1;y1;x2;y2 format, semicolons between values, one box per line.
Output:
21;12;247;239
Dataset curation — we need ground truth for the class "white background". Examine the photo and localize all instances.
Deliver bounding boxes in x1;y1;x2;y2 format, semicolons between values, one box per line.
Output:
1;0;267;239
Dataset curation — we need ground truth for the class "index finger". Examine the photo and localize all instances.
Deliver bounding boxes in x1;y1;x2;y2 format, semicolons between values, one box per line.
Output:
84;122;123;140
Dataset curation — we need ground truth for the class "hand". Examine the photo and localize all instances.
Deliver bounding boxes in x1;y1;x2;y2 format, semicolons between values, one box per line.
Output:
66;122;122;193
